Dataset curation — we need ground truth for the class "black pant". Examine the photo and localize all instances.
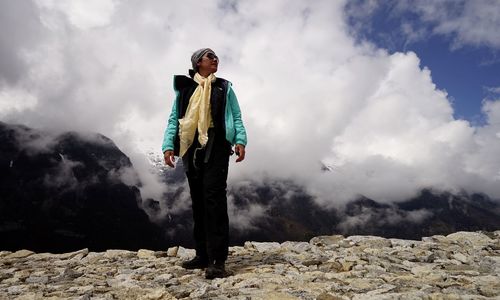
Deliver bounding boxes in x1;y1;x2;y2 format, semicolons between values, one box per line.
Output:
182;130;231;263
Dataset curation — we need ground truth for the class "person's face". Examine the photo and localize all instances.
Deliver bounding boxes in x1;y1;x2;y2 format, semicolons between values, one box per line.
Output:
197;52;218;75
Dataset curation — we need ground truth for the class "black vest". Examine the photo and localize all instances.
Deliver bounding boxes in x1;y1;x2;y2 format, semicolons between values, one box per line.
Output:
172;75;229;156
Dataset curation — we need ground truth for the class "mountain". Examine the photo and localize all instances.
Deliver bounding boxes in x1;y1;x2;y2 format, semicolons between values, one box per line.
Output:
0;122;167;252
152;154;500;245
1;121;499;253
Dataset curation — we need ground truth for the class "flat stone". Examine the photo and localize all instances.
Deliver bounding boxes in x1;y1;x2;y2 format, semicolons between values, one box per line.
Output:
143;288;177;300
446;231;493;247
421;235;449;244
25;275;49;284
347;278;386;292
410;264;435;276
389;239;420;248
451;252;468;264
56;248;89;260
309;235;345;247
7;285;27;295
245;242;281;253
281;241;313;253
5;250;34;259
302;258;324;267
67;285;94;293
104;249;136;259
345;235;392;248
0;251;12;258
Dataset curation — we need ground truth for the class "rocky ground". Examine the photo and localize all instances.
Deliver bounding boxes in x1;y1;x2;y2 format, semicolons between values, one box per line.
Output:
0;231;499;300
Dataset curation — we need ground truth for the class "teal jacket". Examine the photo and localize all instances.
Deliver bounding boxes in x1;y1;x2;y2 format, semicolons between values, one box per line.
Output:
162;75;247;154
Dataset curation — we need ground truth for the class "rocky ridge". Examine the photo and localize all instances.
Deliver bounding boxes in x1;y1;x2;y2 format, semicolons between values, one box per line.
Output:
1;231;499;299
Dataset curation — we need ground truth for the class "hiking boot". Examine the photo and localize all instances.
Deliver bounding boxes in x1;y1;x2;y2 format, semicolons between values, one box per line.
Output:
181;256;208;269
205;261;232;279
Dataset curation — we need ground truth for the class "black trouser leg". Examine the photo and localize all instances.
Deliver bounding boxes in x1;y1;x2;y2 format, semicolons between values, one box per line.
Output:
184;131;230;263
203;142;229;263
186;174;208;259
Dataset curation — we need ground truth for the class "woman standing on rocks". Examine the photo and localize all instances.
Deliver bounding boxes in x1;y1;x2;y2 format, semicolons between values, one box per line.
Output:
162;48;247;279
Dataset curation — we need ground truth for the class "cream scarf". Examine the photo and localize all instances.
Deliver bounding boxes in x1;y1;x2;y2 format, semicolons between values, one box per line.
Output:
178;72;216;157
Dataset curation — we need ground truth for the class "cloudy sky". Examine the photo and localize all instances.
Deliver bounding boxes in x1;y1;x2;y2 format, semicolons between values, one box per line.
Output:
1;0;499;206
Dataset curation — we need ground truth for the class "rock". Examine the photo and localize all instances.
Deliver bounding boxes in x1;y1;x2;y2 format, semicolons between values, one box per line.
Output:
345;235;392;248
452;252;468;264
302;258;325;267
281;241;312;253
316;292;346;300
67;285;94;294
347;278;386;292
410;264;435;276
340;260;355;272
389;238;420;248
25;275;49;284
106;273;140;289
176;246;195;259
56;248;89;260
422;235;449;244
52;267;84;282
166;246;178;257
245;242;281;253
105;249;136;259
0;251;12;258
142;288;176;300
5;250;34;259
473;275;500;297
153;273;173;283
7;285;26;295
137;249;156;259
309;235;345;247
446;231;494;247
0;231;498;299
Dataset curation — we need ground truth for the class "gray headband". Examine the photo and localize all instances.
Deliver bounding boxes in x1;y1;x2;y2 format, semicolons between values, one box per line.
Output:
191;48;216;72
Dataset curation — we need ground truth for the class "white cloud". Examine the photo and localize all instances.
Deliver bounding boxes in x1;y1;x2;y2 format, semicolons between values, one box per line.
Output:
412;0;500;50
392;0;499;50
0;88;38;117
346;0;500;51
0;0;499;212
486;86;500;95
35;0;117;30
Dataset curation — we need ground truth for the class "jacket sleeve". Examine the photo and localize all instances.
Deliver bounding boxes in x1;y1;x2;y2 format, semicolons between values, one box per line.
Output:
161;92;179;153
228;86;247;146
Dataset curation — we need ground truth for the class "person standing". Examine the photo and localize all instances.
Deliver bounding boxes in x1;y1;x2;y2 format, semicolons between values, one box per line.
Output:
162;48;247;279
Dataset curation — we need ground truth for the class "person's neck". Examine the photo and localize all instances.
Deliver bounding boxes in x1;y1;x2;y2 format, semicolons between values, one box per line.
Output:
198;70;212;78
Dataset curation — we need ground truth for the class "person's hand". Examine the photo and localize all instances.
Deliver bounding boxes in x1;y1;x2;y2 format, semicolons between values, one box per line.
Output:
235;144;246;162
163;150;175;168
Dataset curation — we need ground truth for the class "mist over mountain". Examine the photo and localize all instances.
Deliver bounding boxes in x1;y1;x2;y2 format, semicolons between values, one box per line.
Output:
0;122;167;252
152;167;500;246
1;122;499;253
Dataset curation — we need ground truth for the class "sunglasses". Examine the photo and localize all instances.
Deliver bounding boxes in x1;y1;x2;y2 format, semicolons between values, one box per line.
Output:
205;53;218;61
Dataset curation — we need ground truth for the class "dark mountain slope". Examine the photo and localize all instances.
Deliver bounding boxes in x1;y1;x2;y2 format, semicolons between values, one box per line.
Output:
0;122;167;252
